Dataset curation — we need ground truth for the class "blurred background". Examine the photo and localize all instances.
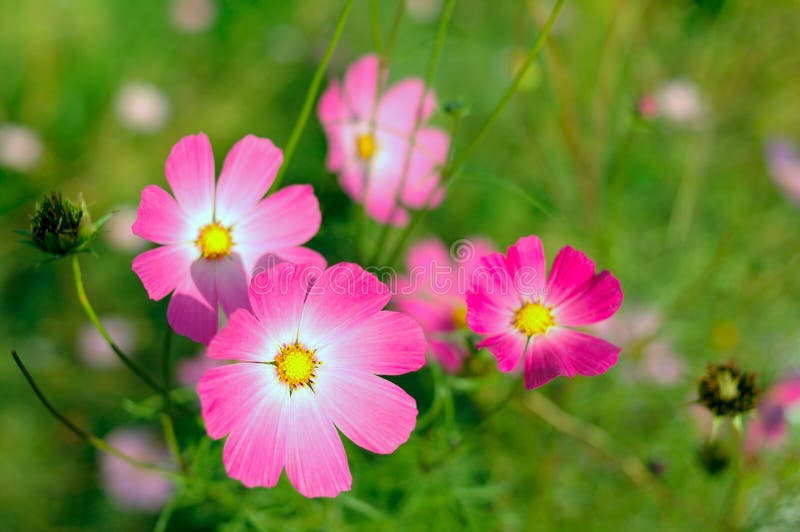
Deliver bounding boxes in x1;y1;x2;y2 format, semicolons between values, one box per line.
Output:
2;0;800;530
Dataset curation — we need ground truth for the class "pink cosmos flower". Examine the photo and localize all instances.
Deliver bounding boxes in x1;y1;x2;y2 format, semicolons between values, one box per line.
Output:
176;351;223;386
317;54;449;226
197;262;426;497
766;139;800;205
395;237;495;372
132;133;324;345
745;375;800;455
466;235;624;389
100;428;173;512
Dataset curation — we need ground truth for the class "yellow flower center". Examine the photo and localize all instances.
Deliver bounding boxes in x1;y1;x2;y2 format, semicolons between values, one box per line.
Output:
274;343;319;391
356;133;377;159
197;222;233;260
452;306;468;329
514;301;556;337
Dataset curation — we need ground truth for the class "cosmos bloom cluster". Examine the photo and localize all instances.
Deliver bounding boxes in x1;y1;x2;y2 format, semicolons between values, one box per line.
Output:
126;55;624;499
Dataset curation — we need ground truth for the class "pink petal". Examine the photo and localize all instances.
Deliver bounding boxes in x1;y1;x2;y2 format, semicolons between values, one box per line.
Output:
544;246;597;309
284;388;351;498
554;271;623;326
241;247;327;283
197;364;288;488
248;262;316;345
394;295;454;333
235;184;321;250
343;54;381;121
524;329;621;389
319;310;426;375
272;247;327;270
466;255;520;336
167;259;218;344
506;235;547;301
317;368;417;454
428;339;467;373
300;263;392;346
131;185;195;245
401;128;449;209
216;254;251;317
132;244;197;300
477;331;529;372
318;79;345;125
165;133;215;224
377;79;436;134
215;135;284;224
206;309;270;363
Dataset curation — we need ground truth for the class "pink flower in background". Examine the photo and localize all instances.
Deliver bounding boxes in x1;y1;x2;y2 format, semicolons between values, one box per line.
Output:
655;79;705;125
395;237;495;372
197;262;426;497
765;139;800;205
177;351;223;386
591;306;685;386
104;205;148;253
115;82;170;133
169;0;217;33
132;133;324;345
77;316;137;368
746;375;800;455
466;235;624;389
318;54;449;226
100;428;173;512
0;123;43;172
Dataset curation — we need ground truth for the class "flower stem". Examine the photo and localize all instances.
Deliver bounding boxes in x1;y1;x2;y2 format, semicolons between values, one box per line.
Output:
160;325;187;472
71;255;165;395
382;0;565;265
369;0;456;265
10;349;183;480
270;0;355;192
369;0;383;55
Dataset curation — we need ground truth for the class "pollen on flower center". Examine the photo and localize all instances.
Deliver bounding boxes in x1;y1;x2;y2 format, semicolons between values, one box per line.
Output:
274;342;319;390
452;306;468;329
355;133;377;159
197;222;233;259
514;302;556;337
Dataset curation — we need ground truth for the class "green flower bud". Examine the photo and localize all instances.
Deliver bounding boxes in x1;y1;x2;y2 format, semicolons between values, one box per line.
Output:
20;192;108;258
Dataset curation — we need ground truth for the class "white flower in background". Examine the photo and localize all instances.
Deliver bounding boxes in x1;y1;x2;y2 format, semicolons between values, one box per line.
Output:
655;79;705;125
406;0;442;22
169;0;217;33
104;205;147;253
115;82;170;133
101;428;173;512
765;138;800;205
77;316;136;368
0;124;43;172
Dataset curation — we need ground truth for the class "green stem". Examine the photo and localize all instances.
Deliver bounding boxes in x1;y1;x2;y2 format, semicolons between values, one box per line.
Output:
270;0;355;192
10;350;183;480
382;0;565;265
71;255;166;396
160;326;186;472
368;0;456;265
383;0;406;58
369;0;383;55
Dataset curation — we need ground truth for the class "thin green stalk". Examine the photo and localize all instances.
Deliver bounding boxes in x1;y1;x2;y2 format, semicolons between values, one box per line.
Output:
270;0;355;192
10;350;183;480
383;0;406;58
447;0;565;177
382;0;565;265
160;326;186;472
370;0;383;55
71;255;165;395
369;0;456;265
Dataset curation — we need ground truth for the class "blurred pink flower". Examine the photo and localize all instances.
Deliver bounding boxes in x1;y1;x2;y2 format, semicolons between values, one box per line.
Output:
0;123;43;172
745;375;800;455
77;316;136;368
395;237;495;372
132;133;324;344
318;54;449;226
466;236;624;389
406;0;443;22
176;351;222;386
197;262;426;497
591;307;685;386
765;139;800;205
100;428;173;512
169;0;217;33
655;79;705;125
115;82;170;133
104;205;148;253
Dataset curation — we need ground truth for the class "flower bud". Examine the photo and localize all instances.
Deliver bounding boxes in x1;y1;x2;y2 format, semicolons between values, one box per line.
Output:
697;360;760;418
22;192;106;257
